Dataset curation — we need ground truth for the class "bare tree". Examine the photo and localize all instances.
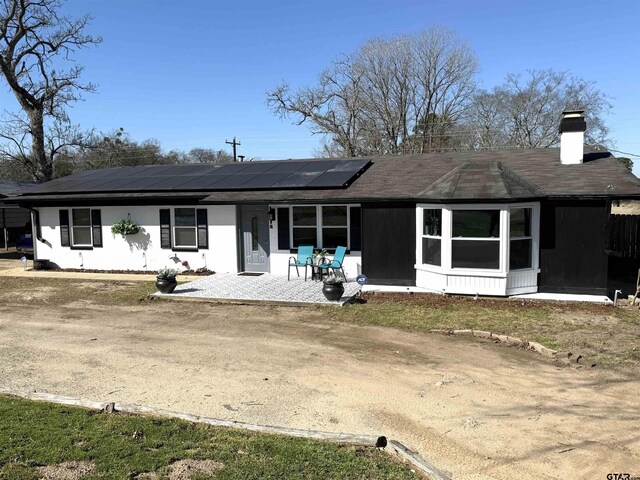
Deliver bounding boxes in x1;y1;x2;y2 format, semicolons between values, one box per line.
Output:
465;70;611;150
0;0;101;182
267;27;479;157
186;147;234;164
0;111;86;178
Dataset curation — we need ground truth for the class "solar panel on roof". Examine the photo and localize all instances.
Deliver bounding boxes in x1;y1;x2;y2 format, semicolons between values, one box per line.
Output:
272;172;317;188
212;173;260;189
306;171;357;188
267;161;310;173
21;159;372;195
236;172;291;189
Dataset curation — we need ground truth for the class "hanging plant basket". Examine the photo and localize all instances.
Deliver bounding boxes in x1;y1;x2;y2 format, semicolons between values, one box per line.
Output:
111;218;140;236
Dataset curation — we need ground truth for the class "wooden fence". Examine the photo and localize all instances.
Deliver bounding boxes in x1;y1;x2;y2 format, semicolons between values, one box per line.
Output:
608;214;640;259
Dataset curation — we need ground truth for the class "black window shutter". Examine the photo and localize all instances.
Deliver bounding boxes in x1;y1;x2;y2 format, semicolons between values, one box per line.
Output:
160;209;171;249
91;210;103;247
277;207;290;250
197;209;208;249
59;210;70;247
350;206;362;251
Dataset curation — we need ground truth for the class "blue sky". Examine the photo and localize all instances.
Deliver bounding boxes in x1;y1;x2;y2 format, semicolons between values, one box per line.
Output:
8;0;640;170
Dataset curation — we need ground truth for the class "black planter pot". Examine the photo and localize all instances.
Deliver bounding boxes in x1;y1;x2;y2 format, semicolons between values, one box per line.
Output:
33;259;50;270
156;277;177;294
322;283;344;301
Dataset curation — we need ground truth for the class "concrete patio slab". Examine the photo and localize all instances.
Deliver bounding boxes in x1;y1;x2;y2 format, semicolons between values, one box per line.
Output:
154;272;360;306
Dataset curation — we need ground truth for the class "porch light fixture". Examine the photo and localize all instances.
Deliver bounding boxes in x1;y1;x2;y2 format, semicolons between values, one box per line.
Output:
268;207;276;227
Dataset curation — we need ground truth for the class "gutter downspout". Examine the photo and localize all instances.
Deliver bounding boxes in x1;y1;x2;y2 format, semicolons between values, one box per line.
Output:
26;207;42;261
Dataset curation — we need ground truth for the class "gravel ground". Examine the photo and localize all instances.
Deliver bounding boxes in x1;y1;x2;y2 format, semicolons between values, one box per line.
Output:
0;300;638;479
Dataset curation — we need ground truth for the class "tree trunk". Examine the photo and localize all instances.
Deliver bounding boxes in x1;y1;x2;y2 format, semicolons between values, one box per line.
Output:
28;108;52;182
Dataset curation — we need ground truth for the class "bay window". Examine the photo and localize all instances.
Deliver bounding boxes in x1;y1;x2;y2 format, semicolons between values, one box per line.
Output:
416;203;539;295
417;204;539;273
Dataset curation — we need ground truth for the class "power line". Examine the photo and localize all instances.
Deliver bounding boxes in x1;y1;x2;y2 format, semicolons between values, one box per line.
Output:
609;149;640;158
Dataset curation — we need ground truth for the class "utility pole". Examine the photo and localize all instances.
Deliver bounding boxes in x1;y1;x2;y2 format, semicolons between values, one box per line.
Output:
225;137;241;162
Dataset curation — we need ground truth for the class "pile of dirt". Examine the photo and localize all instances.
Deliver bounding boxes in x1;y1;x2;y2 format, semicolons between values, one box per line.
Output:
136;459;224;479
37;461;95;480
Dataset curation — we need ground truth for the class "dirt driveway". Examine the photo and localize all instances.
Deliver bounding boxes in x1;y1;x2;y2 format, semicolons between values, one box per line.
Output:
0;298;638;479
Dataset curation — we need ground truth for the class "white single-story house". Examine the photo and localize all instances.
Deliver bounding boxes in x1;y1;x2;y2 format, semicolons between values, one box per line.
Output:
11;111;640;297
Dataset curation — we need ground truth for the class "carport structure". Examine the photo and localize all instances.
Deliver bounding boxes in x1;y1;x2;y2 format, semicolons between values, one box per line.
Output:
0;181;33;249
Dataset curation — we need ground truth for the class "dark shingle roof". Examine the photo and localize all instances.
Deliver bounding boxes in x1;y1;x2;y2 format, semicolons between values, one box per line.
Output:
13;147;640;205
0;181;35;198
418;161;540;200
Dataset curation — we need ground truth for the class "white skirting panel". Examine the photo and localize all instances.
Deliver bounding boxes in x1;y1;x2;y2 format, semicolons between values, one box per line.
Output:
415;267;539;296
505;269;538;295
446;274;507;295
415;269;447;293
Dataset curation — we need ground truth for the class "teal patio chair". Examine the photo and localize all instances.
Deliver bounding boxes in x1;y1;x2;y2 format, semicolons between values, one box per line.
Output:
317;246;347;281
288;245;314;281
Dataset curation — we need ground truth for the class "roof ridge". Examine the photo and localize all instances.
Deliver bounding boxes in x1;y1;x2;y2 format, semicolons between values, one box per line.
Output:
496;162;540;196
417;161;467;197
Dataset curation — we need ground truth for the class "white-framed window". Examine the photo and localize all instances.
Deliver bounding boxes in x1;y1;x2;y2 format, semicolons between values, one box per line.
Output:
71;208;92;247
291;206;317;248
509;207;533;270
321;205;348;249
173;208;197;248
417;203;539;274
288;204;360;250
421;208;442;266
451;209;501;270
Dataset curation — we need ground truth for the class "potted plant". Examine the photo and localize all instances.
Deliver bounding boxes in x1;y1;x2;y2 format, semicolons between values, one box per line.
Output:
111;217;140;236
156;267;178;294
322;271;345;301
313;248;329;264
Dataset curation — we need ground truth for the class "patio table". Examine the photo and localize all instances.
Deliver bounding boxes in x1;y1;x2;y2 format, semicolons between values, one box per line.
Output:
311;256;330;282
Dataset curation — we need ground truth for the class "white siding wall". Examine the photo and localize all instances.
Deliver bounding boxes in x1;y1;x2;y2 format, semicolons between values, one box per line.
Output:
34;205;238;273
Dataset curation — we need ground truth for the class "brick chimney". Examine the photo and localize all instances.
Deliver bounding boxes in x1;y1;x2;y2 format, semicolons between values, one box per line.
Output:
559;110;586;165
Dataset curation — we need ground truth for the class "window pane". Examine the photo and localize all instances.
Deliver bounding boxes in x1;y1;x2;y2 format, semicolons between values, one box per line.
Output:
422;237;441;266
292;206;316;226
510;239;532;270
510;208;531;237
452;210;500;238
175;227;196;246
175;208;196;227
322;206;347;227
72;209;91;226
72;226;91;245
452;240;500;269
292;227;316;247
251;217;259;251
423;209;442;236
322;228;348;249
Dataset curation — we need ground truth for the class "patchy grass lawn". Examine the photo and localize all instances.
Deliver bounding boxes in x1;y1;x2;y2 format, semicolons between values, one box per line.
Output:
0;276;638;369
326;293;640;369
0;396;415;480
0;277;156;307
